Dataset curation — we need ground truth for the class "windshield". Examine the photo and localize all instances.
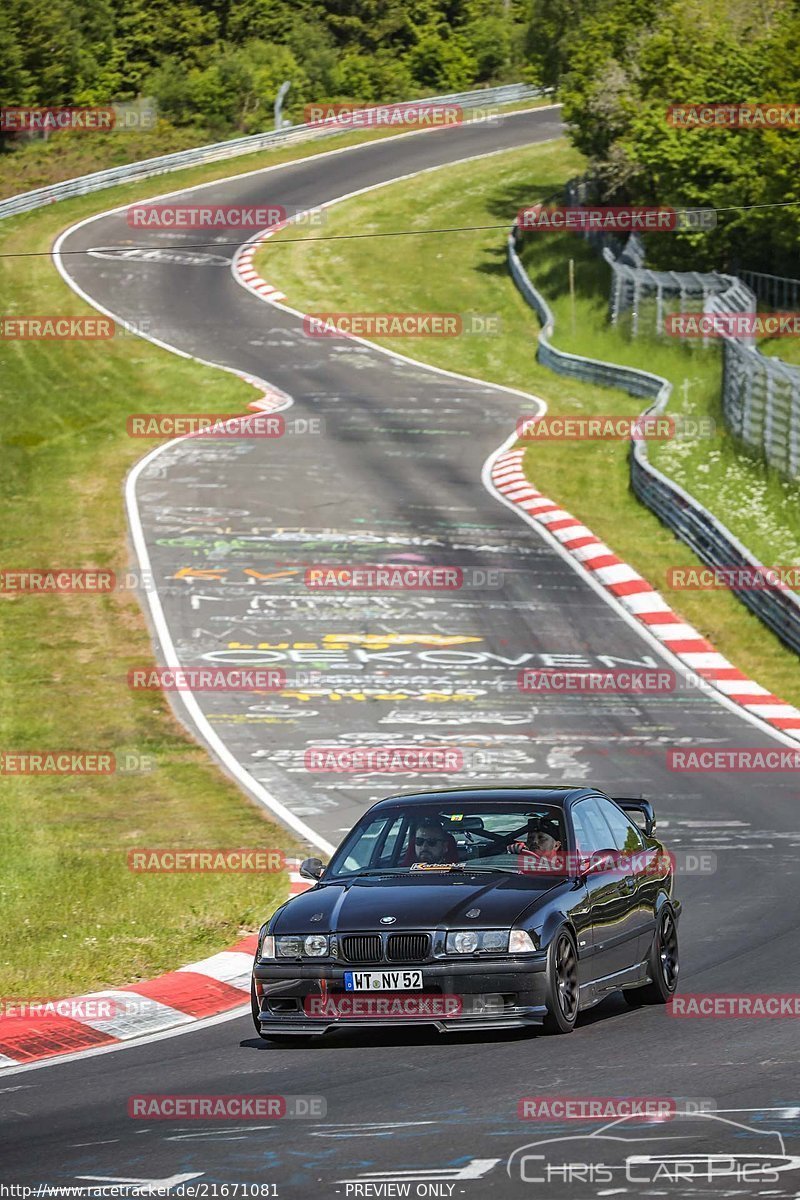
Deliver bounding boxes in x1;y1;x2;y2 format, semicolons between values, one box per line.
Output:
325;802;569;879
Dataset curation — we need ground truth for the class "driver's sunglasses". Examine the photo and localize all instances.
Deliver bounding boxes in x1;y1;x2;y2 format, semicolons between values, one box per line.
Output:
415;835;443;846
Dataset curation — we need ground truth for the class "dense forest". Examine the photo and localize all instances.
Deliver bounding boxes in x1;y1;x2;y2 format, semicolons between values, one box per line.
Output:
529;0;800;273
1;0;798;272
0;0;531;130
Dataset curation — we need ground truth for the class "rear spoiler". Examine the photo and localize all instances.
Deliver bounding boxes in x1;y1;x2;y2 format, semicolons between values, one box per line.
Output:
613;797;656;837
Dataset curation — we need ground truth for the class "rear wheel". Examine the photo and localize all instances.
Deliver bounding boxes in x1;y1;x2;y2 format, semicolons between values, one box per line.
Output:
542;929;579;1034
624;906;679;1006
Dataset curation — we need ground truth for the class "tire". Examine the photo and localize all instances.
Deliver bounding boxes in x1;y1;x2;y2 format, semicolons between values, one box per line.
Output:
624;906;679;1007
542;929;580;1034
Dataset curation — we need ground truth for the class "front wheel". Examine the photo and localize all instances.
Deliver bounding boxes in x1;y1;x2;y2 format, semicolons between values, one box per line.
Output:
542;929;579;1034
624;906;679;1007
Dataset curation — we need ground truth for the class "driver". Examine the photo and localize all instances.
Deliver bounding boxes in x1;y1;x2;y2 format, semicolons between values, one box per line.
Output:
412;818;452;864
511;817;564;866
527;822;563;856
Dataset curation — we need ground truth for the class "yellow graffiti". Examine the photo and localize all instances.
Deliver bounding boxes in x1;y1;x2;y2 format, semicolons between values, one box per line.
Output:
225;634;484;651
171;567;299;581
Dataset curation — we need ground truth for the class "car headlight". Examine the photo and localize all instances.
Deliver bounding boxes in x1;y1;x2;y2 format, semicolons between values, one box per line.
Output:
269;934;331;958
509;929;539;953
276;936;303;957
446;930;510;954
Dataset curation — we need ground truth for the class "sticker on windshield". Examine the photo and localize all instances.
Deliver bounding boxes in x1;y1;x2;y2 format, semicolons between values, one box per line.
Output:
410;862;459;871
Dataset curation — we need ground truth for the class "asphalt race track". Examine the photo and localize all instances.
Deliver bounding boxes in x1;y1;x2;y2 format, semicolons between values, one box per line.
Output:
3;107;800;1197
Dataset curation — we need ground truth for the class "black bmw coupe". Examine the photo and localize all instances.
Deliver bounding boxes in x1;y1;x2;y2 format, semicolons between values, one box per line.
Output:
251;786;681;1038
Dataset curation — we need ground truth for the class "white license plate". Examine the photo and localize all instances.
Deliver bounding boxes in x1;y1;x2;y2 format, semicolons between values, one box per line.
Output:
343;969;423;991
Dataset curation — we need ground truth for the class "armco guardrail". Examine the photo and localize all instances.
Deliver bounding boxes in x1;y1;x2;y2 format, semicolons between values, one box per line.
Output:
741;268;800;312
508;222;800;657
507;225;670;402
0;84;543;222
597;233;800;479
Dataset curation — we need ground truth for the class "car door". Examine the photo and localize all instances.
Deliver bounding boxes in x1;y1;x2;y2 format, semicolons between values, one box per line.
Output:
571;797;641;979
594;797;660;961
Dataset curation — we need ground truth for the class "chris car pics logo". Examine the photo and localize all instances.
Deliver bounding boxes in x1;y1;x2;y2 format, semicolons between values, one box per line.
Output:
507;1112;800;1186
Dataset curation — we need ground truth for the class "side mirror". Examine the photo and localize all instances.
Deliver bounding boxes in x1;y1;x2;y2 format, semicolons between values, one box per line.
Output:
299;857;325;881
579;850;618;876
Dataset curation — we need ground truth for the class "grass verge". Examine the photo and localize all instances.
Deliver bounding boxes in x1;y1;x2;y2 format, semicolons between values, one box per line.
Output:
259;136;800;707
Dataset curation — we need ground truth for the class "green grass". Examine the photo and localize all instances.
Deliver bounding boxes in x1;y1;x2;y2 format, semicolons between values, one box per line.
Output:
260;136;800;707
759;336;800;366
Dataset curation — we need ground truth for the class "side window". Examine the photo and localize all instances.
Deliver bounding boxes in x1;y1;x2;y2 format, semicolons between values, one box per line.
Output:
572;799;616;855
571;803;589;853
595;798;644;853
342;816;405;872
377;817;408;864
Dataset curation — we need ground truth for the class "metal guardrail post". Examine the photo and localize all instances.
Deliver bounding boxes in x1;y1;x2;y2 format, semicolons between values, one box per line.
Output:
274;81;292;131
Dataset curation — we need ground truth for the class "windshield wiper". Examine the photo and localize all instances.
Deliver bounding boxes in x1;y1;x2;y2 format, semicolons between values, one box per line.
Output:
337;869;406;877
457;865;524;875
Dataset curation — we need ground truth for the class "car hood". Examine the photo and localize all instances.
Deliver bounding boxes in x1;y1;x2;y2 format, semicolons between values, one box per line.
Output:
271;873;565;932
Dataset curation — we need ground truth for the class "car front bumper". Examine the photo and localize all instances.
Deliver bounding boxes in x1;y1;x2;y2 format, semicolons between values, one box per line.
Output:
252;955;549;1035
